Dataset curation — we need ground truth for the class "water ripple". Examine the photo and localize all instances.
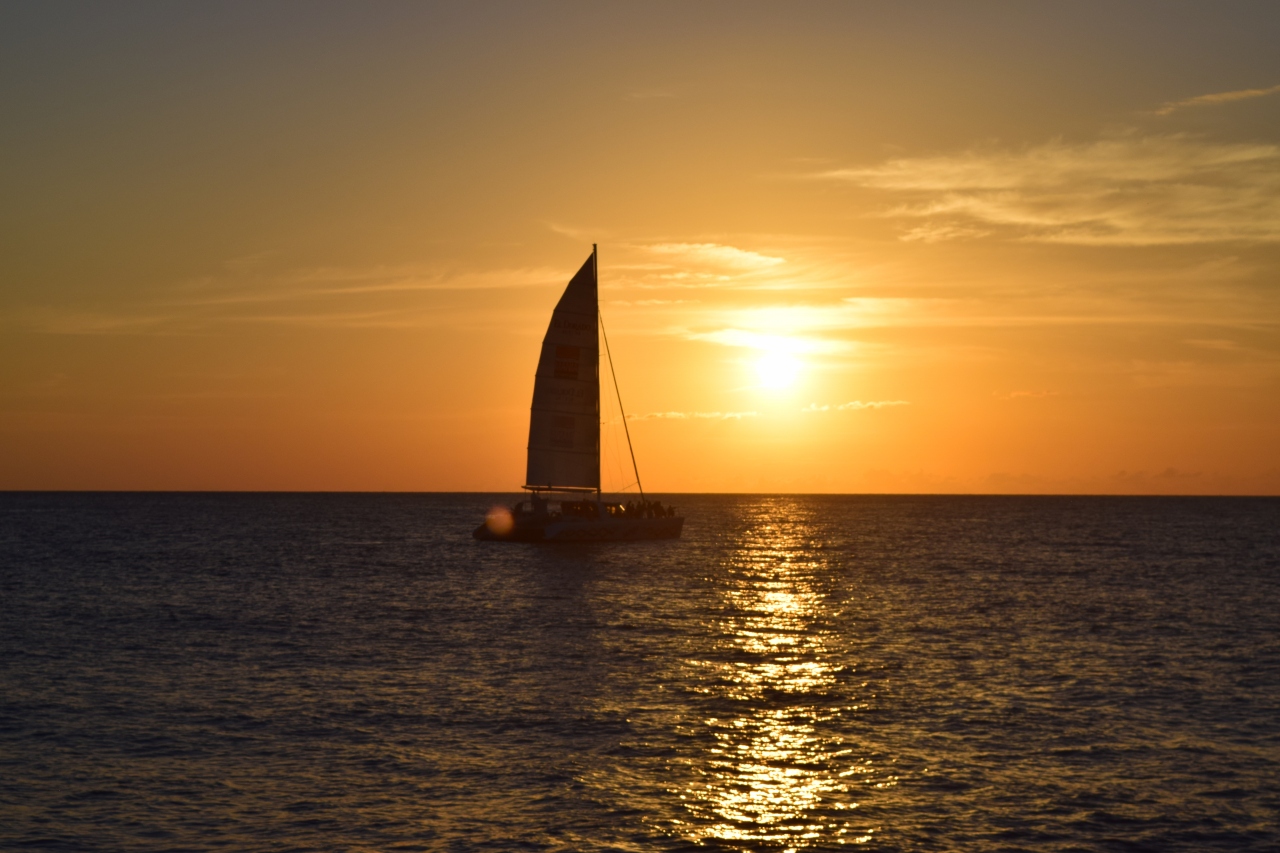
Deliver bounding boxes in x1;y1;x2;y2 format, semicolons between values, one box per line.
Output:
2;493;1278;851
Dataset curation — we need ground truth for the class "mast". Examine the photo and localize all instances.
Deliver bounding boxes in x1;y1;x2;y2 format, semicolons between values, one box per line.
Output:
597;243;646;503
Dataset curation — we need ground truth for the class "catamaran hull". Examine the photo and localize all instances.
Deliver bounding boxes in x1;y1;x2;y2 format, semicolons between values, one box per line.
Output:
474;516;683;542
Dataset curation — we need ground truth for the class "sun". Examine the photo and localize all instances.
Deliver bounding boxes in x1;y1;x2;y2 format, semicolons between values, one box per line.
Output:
755;350;802;390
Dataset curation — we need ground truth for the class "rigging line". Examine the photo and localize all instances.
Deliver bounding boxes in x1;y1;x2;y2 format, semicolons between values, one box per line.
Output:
596;244;646;503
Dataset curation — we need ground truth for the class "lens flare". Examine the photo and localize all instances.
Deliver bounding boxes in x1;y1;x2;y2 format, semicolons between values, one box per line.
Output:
484;506;514;536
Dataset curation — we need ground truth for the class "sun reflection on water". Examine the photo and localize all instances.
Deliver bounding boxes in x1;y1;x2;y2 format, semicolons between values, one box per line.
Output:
676;504;882;847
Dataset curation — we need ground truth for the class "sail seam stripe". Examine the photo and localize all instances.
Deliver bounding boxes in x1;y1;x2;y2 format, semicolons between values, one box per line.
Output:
524;447;596;457
531;376;597;385
529;407;599;418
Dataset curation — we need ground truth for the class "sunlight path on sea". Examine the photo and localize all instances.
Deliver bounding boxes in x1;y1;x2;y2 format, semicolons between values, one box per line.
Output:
673;500;879;847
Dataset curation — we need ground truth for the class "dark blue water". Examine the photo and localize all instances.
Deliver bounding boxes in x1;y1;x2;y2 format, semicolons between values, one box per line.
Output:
2;494;1278;851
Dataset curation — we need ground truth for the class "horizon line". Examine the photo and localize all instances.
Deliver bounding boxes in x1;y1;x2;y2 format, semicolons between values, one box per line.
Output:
1;489;1275;498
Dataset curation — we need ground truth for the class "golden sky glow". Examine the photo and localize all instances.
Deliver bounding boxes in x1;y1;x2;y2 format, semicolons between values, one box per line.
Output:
2;3;1278;493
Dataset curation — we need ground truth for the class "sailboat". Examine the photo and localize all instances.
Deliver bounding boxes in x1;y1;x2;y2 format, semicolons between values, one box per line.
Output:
474;246;684;542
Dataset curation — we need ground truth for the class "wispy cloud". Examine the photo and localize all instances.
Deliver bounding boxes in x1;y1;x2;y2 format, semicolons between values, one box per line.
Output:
670;299;922;351
690;328;850;354
629;411;758;420
647;243;786;270
900;223;991;243
802;400;910;412
818;134;1280;246
19;310;182;336
608;298;695;307
591;237;863;295
18;264;569;335
175;265;565;308
1154;83;1280;116
544;221;603;241
1184;338;1241;352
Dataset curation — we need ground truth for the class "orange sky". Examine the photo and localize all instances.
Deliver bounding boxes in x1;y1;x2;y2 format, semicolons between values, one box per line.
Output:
2;3;1278;493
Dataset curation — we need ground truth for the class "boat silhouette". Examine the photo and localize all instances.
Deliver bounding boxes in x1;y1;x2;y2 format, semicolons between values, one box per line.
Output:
475;246;683;542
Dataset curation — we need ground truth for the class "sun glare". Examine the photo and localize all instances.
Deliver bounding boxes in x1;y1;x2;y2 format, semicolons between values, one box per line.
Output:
755;350;802;390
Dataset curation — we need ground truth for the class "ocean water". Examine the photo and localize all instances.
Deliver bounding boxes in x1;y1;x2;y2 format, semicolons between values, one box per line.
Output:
1;493;1278;852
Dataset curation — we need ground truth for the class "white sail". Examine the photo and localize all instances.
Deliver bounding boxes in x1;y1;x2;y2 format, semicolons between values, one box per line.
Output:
524;252;600;491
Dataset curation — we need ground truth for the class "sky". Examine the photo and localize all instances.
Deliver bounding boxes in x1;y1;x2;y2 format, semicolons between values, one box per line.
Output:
2;1;1279;493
